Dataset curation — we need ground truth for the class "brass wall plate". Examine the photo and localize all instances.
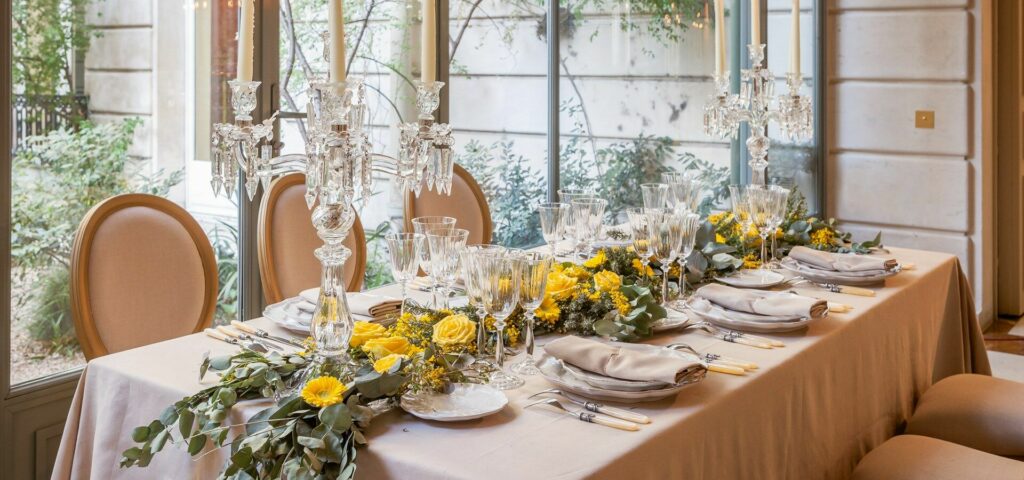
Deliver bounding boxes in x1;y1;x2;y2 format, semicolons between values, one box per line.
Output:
915;110;935;129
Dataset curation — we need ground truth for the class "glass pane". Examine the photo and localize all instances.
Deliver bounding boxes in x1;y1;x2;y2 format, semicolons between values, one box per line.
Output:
766;0;818;212
279;0;416;288
449;1;549;248
9;1;241;385
557;2;733;222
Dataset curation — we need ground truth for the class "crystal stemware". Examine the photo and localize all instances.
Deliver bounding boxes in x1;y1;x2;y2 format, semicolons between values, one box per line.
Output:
537;202;570;257
411;216;456;308
746;185;775;277
461;244;506;361
641;183;670;209
510;252;552;375
766;185;791;267
665;173;704;214
626;207;654;285
558;189;594;259
729;184;753;239
647;207;685;306
384;233;425;315
426;228;469;310
571;197;607;259
480;252;524;390
670;213;701;309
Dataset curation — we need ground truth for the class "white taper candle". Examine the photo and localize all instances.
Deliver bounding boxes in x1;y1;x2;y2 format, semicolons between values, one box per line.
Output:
328;0;346;81
421;0;437;83
714;0;726;76
236;0;255;81
750;0;761;46
790;0;801;78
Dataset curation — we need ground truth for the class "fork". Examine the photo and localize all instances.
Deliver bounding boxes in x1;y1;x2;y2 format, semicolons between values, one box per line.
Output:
216;326;282;351
686;321;782;349
523;398;640;431
204;328;269;354
528;389;651;424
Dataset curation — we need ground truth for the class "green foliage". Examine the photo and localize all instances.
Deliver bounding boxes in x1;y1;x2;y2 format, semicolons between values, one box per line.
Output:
27;267;78;355
209;221;241;324
363;221;395;289
13;0;95;95
594;134;675;221
458;140;546;248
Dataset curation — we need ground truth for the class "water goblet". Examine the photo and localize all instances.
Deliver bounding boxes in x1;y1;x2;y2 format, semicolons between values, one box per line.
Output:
746;186;775;277
480;252;524;390
641;183;670;209
384;233;425;315
647;208;685;306
626;207;654;285
461;244;506;359
766;185;791;267
426;228;469;310
411;216;456;307
670;213;702;309
537;202;570;257
510;252;552;375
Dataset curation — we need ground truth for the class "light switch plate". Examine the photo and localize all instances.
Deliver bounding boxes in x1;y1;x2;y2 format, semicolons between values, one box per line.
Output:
915;110;935;129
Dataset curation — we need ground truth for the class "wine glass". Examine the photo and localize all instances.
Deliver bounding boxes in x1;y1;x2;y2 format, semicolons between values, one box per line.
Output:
571;197;607;259
461;244;506;360
558;189;593;259
746;186;775;277
510;251;552;375
665;174;704;214
640;183;669;209
647;207;685;306
411;216;456;308
670;213;701;308
537;202;569;257
765;185;790;267
384;233;425;315
426;228;469;310
728;185;752;239
480;252;524;390
626;207;654;285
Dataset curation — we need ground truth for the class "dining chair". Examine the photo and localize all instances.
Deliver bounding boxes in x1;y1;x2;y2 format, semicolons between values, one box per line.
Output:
905;373;1024;458
258;173;366;304
850;434;1024;479
70;193;219;360
403;163;492;245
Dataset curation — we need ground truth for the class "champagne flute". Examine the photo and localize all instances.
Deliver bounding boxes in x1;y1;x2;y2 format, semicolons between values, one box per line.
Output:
626;207;654;285
641;183;669;209
510;252;552;375
411;216;456;308
384;233;425;315
537;202;569;257
461;244;505;360
481;252;524;390
647;207;685;306
426;228;469;309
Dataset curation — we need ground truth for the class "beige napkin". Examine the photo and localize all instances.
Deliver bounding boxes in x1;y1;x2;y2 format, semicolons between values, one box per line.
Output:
544;336;702;385
789;246;897;273
696;283;828;319
299;288;402;319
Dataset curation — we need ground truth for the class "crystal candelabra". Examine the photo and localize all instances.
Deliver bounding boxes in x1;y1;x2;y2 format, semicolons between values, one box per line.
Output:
211;37;455;377
703;44;813;185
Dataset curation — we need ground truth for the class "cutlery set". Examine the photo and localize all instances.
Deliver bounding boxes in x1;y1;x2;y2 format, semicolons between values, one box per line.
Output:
204;323;303;352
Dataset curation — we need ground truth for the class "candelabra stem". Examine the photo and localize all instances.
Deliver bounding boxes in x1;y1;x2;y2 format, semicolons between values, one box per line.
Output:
746;123;771;185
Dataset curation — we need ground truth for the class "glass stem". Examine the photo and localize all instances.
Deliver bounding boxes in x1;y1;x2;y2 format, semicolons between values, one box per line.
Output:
760;233;769;269
495;323;506;367
524;312;536;357
430;277;438;309
771;233;778;266
661;265;670;305
399;280;407;316
476;306;488;357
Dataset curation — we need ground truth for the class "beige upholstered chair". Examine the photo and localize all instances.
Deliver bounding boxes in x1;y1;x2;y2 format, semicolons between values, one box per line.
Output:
850;435;1024;479
403;164;492;245
70;194;218;360
906;374;1024;457
258;173;366;304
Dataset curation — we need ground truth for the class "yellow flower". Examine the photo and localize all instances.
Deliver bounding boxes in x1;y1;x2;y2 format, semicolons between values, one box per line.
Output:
562;265;590;280
535;295;561;325
708;212;728;225
301;376;347;408
432;314;477;346
715;233;727;244
349;321;386;347
609;290;632;315
747;225;760;238
810;228;835;248
583;250;607;269
362;336;413;358
775;227;784;239
593;270;622;292
742;253;761;269
372;353;406;373
631;258;654;277
546;271;578;300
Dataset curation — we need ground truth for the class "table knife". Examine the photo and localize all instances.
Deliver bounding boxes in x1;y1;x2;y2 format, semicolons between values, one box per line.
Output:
231;320;305;349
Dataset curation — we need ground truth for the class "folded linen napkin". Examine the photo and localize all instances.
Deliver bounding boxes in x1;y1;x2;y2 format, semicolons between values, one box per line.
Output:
299;288;402;319
789;246;897;273
695;283;828;319
544;336;703;385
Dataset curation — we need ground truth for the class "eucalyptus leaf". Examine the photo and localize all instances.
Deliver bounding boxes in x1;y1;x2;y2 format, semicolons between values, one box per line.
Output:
187;433;207;455
209;355;232;371
178;410;195;439
131;426;150;443
318;403;353;432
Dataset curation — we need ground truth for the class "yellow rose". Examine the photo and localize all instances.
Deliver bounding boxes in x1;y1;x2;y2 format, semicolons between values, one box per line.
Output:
546;271;578;300
362;336;413;358
372;353;406;373
593;270;622;292
349;321;386;347
432;314;477;346
563;265;590;280
583;250;607;268
535;296;560;325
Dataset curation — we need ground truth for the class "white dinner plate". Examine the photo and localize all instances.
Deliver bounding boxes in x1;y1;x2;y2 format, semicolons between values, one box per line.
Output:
780;257;899;286
264;298;311;335
715;270;786;289
686;297;818;333
400;383;508;422
651;313;692;333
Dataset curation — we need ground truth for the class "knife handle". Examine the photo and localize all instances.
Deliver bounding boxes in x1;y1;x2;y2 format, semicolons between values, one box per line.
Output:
204;328;230;342
216;326;241;338
595;405;651;424
839;286;875;297
231;320;257;334
714;356;758;370
708;363;746;375
827;302;853;313
584;413;639;431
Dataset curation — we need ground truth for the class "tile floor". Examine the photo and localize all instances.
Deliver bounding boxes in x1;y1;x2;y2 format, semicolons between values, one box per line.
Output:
985;317;1024;381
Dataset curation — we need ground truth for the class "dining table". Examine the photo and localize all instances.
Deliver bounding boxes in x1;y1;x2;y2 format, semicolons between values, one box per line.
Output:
51;246;990;480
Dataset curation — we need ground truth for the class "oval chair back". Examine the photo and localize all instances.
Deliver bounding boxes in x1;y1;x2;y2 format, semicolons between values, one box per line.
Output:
70;194;218;360
403;164;492;244
258;173;366;304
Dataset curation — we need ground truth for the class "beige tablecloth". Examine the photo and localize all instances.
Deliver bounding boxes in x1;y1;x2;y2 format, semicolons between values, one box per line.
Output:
51;247;990;480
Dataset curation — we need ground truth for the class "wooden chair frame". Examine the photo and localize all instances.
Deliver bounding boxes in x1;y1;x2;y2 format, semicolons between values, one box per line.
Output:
258;173;367;304
402;163;493;243
70;193;218;360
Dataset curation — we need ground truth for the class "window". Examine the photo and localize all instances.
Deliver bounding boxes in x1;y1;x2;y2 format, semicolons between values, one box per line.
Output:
8;0;242;385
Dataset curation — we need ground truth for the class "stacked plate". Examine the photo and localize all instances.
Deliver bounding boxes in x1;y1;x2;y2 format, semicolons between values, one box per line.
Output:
263;291;400;335
536;343;707;403
264;297;315;335
686;283;829;333
687;295;817;333
781;246;901;286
